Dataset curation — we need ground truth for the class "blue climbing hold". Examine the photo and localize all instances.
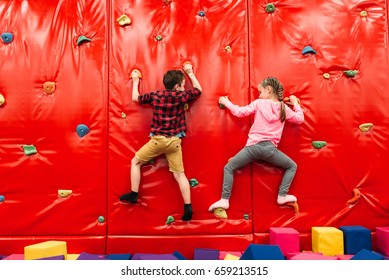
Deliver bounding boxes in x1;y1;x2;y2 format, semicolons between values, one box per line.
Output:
198;11;206;17
1;32;13;44
76;124;90;137
302;46;317;55
0;195;4;202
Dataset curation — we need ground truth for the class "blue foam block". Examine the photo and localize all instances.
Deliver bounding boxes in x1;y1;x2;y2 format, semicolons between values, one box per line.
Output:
240;244;285;260
107;253;132;260
173;251;187;260
350;249;384;260
193;248;219;260
339;226;372;254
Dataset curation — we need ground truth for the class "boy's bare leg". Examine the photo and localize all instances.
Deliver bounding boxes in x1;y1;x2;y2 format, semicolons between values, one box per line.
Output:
173;171;193;221
120;157;142;203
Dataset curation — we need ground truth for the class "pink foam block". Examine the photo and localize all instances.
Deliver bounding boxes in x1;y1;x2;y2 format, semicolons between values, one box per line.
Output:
218;251;243;260
376;227;389;256
336;254;354;260
290;252;338;260
269;227;300;255
3;254;25;260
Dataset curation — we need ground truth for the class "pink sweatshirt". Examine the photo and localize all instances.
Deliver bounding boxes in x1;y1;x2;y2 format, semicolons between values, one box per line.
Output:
224;98;304;147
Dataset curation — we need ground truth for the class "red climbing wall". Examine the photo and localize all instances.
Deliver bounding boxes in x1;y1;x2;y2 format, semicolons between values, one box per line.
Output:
0;0;389;259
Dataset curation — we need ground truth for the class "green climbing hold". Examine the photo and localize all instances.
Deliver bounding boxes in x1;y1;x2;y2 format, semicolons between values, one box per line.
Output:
166;215;174;225
265;3;276;13
189;178;199;187
243;214;249;220
344;70;358;77
77;35;91;46
155;35;163;41
23;145;37;156
98;216;105;223
312;141;327;149
219;103;226;109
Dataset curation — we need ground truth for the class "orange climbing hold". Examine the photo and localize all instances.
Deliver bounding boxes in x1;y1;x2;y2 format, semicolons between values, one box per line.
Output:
285;202;299;213
43;82;56;94
347;188;361;204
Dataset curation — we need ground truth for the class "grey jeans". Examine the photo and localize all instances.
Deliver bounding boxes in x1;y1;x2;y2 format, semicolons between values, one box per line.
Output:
221;141;297;199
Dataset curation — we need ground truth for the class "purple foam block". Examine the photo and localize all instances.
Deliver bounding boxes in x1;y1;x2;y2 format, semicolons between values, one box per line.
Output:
76;252;106;260
131;253;177;260
37;255;65;260
194;248;219;260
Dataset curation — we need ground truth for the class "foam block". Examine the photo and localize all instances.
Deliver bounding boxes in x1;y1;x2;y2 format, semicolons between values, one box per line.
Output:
240;244;284;260
67;254;80;260
37;255;65;260
336;254;354;260
131;253;178;260
3;254;25;260
219;251;242;260
290;252;338;260
339;225;372;254
350;249;385;260
24;241;67;260
224;254;240;260
269;227;300;255
173;251;187;260
376;227;389;256
107;254;132;260
194;248;219;260
312;227;343;256
76;252;106;260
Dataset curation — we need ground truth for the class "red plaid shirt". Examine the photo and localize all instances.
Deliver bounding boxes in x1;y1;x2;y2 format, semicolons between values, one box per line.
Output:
138;88;201;136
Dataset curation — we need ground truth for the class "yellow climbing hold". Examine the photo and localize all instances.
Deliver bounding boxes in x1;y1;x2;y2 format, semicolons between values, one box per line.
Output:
213;207;227;219
225;45;232;53
183;103;189;111
360;10;368;17
117;14;131;26
121;112;127;118
323;73;330;79
0;93;5;106
359;123;373;132
58;190;72;198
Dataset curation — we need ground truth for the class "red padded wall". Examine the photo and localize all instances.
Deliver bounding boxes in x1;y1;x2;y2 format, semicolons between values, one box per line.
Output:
0;0;389;258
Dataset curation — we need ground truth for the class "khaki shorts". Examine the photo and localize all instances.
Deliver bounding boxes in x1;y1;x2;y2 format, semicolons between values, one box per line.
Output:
135;135;184;172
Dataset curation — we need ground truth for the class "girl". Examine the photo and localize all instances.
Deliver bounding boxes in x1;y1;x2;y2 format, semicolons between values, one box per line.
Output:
208;77;304;212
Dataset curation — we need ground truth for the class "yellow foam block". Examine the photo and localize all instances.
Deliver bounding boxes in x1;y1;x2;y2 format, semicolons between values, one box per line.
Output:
24;240;67;260
67;254;80;260
224;253;240;260
312;227;343;256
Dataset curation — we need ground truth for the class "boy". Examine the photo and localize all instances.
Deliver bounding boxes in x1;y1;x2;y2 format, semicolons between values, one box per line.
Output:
120;63;202;221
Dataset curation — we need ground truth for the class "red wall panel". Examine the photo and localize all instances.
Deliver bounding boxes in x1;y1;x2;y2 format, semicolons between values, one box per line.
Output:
0;0;388;256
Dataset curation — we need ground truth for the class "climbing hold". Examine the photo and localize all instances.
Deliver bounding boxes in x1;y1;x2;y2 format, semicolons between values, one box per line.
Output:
1;32;13;44
189;178;199;187
121;112;127;119
76;124;90;137
302;45;317;55
243;214;249;220
166;215;175;225
155;35;163;41
183;103;189;111
198;11;206;17
131;69;142;79
323;73;330;79
213;208;227;219
182;60;192;68
224;45;232;53
163;0;172;5
98;216;105;223
23;145;37;156
344;70;358;77
77;35;91;46
360;10;368;17
359;123;373;132
219;103;226;109
0;195;4;202
285;202;299;213
347;188;361;205
0;94;5;106
58;190;72;198
312;141;327;149
265;3;276;13
42;82;56;95
117;14;131;26
147;159;154;165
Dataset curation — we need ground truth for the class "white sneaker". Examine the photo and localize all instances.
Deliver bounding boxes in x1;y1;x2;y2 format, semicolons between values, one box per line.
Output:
277;195;297;205
208;198;230;211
